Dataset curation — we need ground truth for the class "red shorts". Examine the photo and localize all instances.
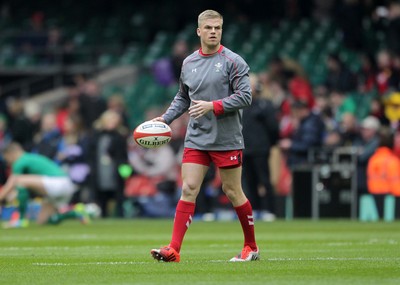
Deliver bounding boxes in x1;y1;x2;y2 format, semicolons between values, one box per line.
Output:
182;148;242;168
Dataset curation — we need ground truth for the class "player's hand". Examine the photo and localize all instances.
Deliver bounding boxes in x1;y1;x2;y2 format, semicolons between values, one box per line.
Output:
151;117;166;123
189;100;213;119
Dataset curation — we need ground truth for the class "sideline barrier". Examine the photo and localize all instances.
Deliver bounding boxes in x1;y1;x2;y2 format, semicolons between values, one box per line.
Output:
359;194;396;222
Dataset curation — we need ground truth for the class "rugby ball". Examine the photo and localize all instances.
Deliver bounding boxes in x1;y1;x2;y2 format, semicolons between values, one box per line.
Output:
133;121;172;148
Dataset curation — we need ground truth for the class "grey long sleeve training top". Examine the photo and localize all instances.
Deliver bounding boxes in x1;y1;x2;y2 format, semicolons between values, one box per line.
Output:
162;45;252;151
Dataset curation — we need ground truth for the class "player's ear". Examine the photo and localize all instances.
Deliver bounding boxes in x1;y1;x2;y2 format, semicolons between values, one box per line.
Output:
196;28;201;37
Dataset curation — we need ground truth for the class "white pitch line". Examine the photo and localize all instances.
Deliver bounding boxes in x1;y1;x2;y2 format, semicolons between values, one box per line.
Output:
33;261;148;266
32;257;400;266
268;257;400;261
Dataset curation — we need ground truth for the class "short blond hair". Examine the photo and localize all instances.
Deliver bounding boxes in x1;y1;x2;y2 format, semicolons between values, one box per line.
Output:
198;10;223;28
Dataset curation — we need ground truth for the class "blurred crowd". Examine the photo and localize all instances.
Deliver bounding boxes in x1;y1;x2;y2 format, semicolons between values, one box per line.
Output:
2;0;400;220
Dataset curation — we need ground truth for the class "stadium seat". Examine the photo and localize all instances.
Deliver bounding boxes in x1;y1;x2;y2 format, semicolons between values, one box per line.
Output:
97;53;117;67
15;54;37;67
0;45;15;66
119;45;144;65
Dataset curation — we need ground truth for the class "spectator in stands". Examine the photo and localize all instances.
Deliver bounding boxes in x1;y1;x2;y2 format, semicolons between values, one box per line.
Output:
127;140;178;217
32;111;63;162
339;112;362;147
0;91;8;116
357;52;378;93
279;99;325;168
375;49;393;95
152;39;189;87
285;68;315;109
78;80;107;130
55;100;69;134
6;98;37;151
44;26;64;64
56;114;90;203
267;79;293;138
324;53;358;93
55;90;82;135
323;129;343;148
387;1;400;55
335;0;364;51
15;11;47;53
367;127;400;200
23;101;42;135
106;94;130;129
369;96;387;125
0;154;7;186
267;56;290;88
357;116;381;196
329;89;357;122
88;110;128;218
242;73;279;220
0;113;11;151
313;86;338;135
388;52;400;91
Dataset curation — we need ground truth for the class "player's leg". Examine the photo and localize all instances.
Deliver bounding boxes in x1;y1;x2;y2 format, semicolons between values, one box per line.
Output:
12;175;48;196
11;176;47;226
17;187;29;223
219;166;247;206
38;201;87;226
151;162;209;262
47;203;90;225
219;166;259;261
37;201;58;224
171;162;209;248
43;177;89;225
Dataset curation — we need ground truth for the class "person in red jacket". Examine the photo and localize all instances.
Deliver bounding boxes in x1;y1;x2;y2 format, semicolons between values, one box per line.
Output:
367;127;400;197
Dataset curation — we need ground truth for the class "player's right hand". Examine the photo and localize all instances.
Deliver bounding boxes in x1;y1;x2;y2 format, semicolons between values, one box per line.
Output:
151;117;166;123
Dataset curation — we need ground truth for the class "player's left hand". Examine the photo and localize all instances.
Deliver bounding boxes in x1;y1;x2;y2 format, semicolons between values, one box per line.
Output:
189;100;213;119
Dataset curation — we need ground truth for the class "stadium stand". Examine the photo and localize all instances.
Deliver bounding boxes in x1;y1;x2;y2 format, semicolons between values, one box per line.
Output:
1;0;400;220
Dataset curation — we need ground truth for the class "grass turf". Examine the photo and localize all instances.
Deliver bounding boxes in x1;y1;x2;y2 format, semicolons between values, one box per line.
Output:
0;219;399;285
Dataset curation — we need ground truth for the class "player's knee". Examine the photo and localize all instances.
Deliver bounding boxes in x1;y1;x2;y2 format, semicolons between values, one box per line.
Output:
222;184;241;201
181;181;200;200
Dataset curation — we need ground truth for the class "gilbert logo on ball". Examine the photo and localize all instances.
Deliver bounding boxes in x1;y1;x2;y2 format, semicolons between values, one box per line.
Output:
133;121;172;148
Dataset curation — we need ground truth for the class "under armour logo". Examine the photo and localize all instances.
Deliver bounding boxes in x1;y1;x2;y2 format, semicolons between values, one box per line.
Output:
192;68;197;73
230;156;237;161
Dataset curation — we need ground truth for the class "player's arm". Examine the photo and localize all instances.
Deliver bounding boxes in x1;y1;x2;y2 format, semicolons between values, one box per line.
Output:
0;162;24;201
213;55;252;116
160;78;191;125
0;175;17;201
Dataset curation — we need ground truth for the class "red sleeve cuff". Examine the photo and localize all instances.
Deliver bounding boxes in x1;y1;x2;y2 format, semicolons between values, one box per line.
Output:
212;100;224;116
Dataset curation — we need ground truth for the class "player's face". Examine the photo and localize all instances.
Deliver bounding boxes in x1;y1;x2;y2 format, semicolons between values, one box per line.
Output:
197;18;222;51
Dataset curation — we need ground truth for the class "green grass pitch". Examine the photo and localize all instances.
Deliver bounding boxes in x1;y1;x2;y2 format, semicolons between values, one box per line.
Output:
0;219;399;285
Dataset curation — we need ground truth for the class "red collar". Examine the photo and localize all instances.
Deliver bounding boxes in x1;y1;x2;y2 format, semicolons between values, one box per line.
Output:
199;45;223;56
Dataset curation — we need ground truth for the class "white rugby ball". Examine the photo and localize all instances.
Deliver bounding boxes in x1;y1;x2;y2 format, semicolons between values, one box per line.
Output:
133;121;172;148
